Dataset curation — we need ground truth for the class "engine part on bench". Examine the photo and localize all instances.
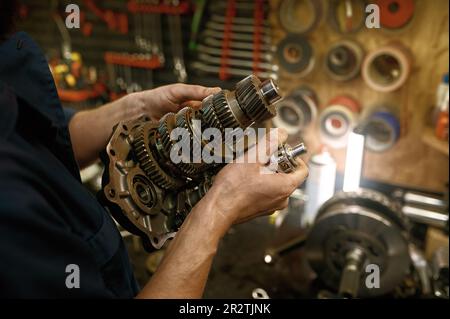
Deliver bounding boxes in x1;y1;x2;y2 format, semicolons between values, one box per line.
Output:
325;39;364;82
100;75;289;250
276;34;314;76
431;246;449;298
305;189;411;298
272;86;318;135
328;0;366;34
278;0;323;35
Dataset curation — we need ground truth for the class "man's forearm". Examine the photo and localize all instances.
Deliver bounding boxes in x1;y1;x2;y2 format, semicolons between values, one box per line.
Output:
68;93;145;168
136;189;229;299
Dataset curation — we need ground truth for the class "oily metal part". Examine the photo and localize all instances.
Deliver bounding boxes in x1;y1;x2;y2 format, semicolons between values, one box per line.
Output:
101;75;291;250
268;143;307;173
305;189;411;297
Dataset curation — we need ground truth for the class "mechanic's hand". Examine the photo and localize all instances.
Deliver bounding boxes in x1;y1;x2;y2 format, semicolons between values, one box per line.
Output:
128;84;221;121
204;129;309;235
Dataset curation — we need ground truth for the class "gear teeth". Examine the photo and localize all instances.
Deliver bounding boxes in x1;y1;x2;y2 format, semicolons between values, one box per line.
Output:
200;96;224;132
235;75;276;122
212;91;240;130
173;108;202;177
132;124;184;190
157;113;176;160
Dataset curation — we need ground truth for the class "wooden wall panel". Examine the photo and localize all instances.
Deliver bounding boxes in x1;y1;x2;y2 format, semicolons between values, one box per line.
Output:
270;0;449;192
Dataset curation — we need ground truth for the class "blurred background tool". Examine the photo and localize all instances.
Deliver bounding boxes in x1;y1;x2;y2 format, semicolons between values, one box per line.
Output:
278;0;322;34
363;110;401;152
272;86;318;135
319;95;361;148
276;34;314;76
325;39;364;82
362;42;412;92
375;0;415;30
328;0;366;34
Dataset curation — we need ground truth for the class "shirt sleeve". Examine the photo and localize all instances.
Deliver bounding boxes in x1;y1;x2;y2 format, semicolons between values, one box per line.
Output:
0;144;116;298
63;107;77;125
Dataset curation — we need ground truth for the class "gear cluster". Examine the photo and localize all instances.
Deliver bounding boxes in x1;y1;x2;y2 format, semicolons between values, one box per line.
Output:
100;75;284;250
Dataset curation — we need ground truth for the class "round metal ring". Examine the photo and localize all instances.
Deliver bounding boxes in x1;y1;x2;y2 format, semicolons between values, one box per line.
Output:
276;34;314;76
279;0;323;34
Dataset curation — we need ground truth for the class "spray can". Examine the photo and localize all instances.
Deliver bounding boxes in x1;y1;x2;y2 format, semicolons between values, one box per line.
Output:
302;149;337;227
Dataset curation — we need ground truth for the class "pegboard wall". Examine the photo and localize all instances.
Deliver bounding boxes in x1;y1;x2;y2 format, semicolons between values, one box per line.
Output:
15;0;449;192
270;0;449;192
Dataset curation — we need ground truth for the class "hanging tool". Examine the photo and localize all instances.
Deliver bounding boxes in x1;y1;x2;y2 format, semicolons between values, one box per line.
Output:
168;0;187;82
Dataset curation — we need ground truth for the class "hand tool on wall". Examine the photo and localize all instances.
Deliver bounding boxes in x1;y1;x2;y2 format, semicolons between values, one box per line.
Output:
84;0;129;34
194;0;275;80
189;0;206;51
192;62;277;80
168;4;187;83
362;42;413;92
105;52;162;97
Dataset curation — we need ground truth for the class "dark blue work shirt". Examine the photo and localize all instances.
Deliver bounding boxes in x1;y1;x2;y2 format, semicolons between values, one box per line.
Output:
0;32;139;298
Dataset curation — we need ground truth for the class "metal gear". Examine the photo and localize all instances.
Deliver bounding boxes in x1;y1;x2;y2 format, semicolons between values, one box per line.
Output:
200;94;224;131
211;90;241;130
157;112;177;161
132;123;185;190
235;75;279;122
173;107;203;176
305;188;411;298
100;75;287;251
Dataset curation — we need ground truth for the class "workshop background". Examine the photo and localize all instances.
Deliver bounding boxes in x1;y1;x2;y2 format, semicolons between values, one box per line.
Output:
16;0;449;298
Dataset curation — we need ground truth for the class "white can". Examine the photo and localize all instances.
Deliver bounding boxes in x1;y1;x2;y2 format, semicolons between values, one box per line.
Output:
302;150;336;227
